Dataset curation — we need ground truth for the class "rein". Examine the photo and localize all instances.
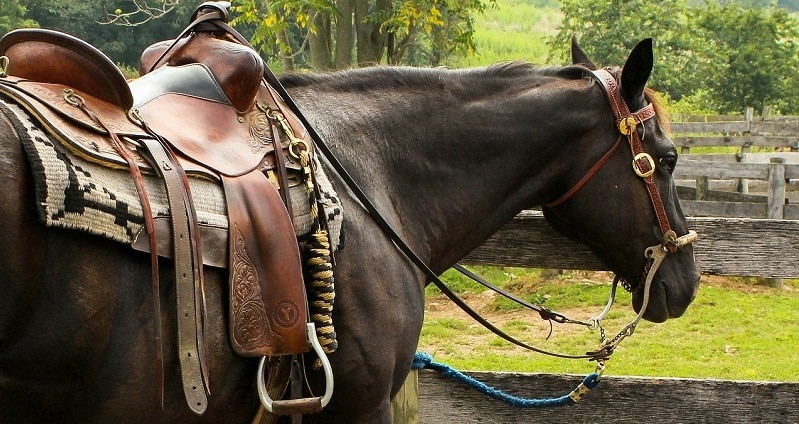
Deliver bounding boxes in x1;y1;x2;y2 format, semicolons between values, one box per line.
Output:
261;64;696;363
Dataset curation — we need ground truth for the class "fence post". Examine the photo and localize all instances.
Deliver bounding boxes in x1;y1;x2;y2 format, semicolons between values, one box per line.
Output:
766;157;786;289
696;176;709;200
391;369;420;423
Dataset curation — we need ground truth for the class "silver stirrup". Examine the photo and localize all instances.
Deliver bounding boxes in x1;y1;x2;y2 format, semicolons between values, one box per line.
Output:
257;322;334;415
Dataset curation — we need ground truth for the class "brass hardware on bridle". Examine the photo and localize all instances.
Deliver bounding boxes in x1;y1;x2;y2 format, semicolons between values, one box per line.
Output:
618;115;637;135
632;152;656;178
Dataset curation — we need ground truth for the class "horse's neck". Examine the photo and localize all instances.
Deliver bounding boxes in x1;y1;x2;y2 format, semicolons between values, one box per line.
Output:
291;68;588;270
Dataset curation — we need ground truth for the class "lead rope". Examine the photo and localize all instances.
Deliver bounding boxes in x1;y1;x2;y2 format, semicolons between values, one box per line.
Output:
412;352;604;407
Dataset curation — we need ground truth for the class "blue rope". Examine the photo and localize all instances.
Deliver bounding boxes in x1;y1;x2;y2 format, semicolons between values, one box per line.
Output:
412;352;600;408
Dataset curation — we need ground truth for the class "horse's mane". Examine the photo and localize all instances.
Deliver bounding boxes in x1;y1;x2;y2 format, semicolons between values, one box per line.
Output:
279;62;670;130
278;61;590;90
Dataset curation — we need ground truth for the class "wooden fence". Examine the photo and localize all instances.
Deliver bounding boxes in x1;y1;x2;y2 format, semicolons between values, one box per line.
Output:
390;111;799;423
671;109;799;219
400;371;798;423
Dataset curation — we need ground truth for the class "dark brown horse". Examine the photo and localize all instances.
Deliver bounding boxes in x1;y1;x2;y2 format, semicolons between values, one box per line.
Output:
0;38;699;423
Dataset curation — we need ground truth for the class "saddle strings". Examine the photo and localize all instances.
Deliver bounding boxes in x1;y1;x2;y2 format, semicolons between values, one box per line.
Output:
63;89;168;405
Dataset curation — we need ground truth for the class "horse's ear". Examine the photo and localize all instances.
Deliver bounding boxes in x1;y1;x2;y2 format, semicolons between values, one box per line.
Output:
620;38;654;102
570;36;597;70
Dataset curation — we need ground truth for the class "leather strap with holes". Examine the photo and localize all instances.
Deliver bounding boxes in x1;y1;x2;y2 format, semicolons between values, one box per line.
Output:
590;69;677;252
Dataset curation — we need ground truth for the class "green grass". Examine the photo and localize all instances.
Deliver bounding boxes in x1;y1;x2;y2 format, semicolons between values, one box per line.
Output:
447;0;561;67
420;270;799;382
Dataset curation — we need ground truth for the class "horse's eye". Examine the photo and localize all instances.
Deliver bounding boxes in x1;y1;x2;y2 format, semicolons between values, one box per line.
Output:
659;154;677;174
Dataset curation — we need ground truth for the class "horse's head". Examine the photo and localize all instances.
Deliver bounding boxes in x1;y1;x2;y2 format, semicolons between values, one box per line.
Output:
542;38;700;323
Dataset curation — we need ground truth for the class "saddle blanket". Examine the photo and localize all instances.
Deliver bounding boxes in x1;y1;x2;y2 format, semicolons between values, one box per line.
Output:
1;98;343;254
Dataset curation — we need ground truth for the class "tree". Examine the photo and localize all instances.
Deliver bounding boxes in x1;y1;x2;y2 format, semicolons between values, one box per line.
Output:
231;0;490;70
550;0;799;114
549;0;717;102
696;4;799;114
0;0;38;34
19;0;196;67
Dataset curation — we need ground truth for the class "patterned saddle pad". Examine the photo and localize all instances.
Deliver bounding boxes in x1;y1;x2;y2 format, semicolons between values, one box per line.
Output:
1;98;343;259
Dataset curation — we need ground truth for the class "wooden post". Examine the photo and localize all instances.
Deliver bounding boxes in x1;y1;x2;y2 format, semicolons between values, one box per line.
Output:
695;176;709;200
736;151;749;194
737;107;754;194
766;157;786;289
391;370;419;424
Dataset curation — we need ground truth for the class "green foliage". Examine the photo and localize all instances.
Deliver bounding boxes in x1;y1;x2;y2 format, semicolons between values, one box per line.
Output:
445;0;559;67
659;90;720;115
0;0;38;34
233;0;491;69
15;1;197;67
550;0;718;102
695;4;799;114
551;0;799;114
231;0;337;64
384;0;491;65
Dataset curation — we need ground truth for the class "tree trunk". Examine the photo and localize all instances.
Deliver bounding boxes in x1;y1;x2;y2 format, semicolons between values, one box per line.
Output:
309;13;334;70
278;28;295;72
354;0;390;65
333;0;355;69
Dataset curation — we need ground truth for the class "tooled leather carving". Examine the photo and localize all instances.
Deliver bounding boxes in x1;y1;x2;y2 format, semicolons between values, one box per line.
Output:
230;224;281;351
223;171;308;357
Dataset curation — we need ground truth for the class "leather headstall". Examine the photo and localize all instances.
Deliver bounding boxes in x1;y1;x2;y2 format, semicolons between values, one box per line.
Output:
545;68;681;254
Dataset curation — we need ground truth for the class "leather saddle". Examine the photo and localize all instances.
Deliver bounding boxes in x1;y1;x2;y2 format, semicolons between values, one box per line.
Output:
0;1;328;417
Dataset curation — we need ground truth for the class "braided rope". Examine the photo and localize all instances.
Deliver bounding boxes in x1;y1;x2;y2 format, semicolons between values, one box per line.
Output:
412;352;601;407
303;228;338;353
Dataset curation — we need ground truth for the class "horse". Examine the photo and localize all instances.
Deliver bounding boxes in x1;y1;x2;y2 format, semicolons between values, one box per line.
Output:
0;37;700;423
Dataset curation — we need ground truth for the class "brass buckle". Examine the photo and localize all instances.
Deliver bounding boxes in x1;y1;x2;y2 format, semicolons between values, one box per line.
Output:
618;116;637;135
632;152;656;178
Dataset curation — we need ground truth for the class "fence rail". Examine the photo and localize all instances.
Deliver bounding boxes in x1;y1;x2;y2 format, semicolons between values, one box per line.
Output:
669;111;799;221
401;370;799;424
464;210;799;278
391;209;799;423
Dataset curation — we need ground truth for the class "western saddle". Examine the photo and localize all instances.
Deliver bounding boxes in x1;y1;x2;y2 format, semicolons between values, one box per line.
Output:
0;1;333;417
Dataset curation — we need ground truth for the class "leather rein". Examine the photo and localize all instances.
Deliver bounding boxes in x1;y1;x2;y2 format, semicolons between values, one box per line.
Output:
263;64;697;363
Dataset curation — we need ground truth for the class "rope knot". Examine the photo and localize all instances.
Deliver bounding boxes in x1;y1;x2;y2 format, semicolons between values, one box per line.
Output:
412;352;434;370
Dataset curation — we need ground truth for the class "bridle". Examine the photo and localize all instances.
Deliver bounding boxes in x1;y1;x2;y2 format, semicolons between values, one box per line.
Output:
547;68;686;250
542;68;698;358
546;68;697;268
